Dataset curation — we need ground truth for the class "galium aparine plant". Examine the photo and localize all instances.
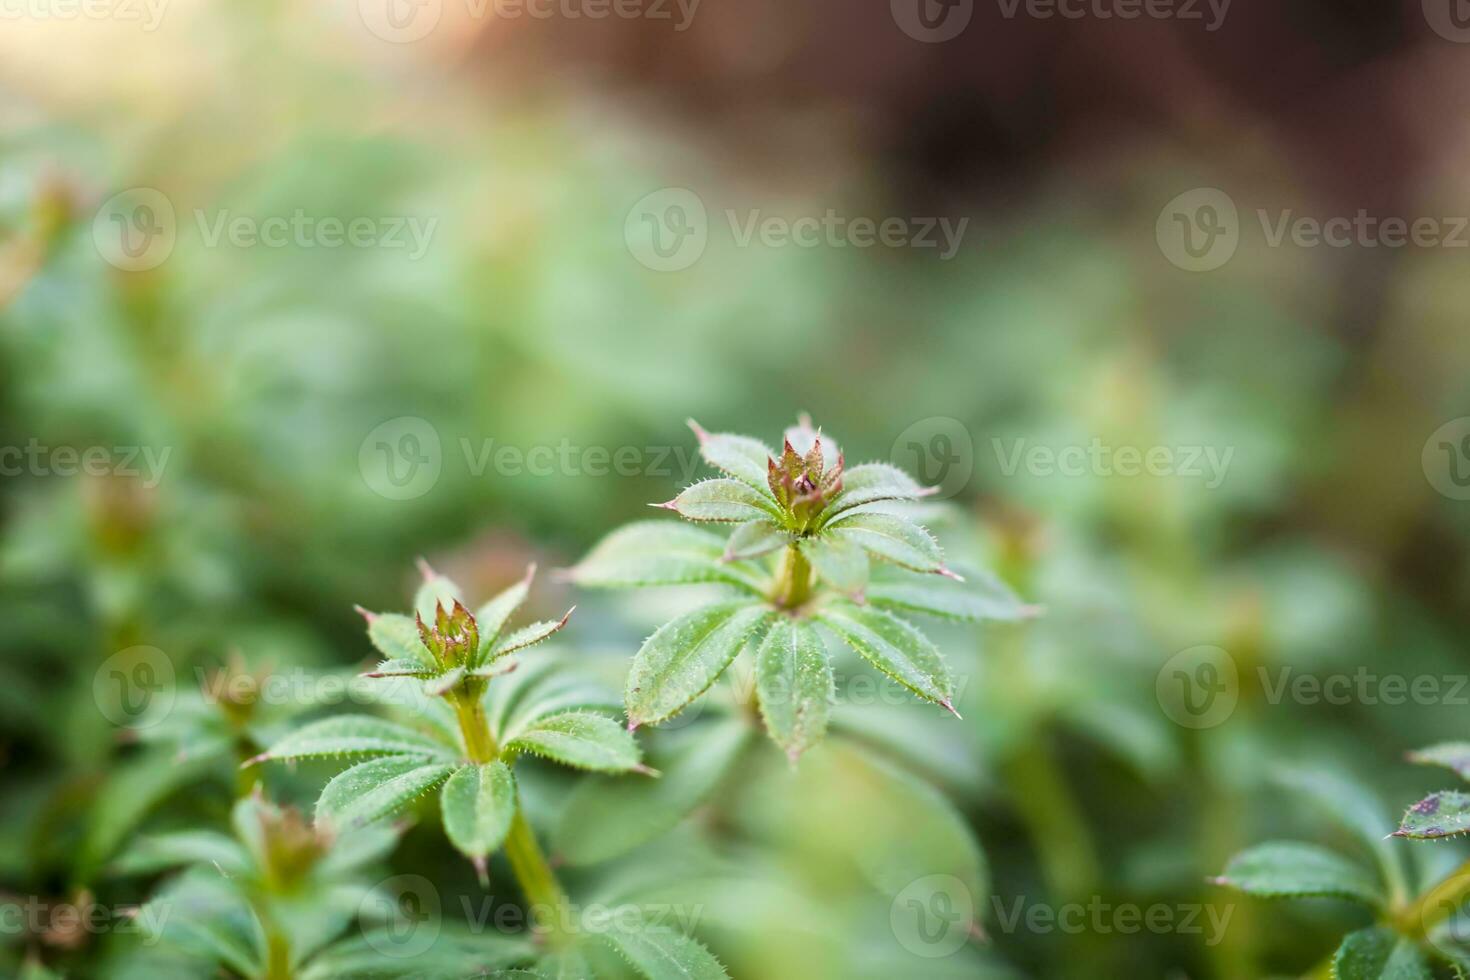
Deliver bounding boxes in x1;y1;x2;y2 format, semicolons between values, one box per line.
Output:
568;415;1028;762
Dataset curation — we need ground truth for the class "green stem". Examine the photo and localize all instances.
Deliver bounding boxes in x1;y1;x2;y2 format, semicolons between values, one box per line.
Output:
449;685;572;948
772;545;813;610
451;686;498;763
505;808;572;947
1397;856;1470;938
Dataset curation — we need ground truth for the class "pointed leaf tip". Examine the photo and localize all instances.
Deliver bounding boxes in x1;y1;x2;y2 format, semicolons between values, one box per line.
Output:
686;418;710;443
650;499;679;510
415;557;437;582
937;566;965;582
241;753;269;769
940;699;962;719
627;719;640;732
353;604;378;623
473;855;489;888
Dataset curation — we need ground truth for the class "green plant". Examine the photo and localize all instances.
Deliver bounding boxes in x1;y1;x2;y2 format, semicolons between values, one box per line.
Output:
1213;763;1470;978
236;563;738;978
567;415;1025;760
111;793;527;979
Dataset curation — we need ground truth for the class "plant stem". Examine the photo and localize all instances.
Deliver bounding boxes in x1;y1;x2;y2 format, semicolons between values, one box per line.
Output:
1397;856;1470;938
772;544;813;609
451;686;498;763
505;808;572;948
449;684;572;948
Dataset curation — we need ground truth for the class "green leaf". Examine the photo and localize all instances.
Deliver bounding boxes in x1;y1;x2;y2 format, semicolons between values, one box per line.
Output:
504;711;643;773
1394;792;1470;840
867;570;1030;622
688;421;777;496
1409;743;1470;781
1213;841;1384;907
567;522;765;593
1271;767;1410;906
598;925;729;980
658;478;781;523
367;614;435;668
815;602;955;709
303;925;533;979
317;756;456;829
108;830;250;878
440;762;517;861
625;602;774;728
364;658;435;678
818;463;929;523
827;512;951;576
799;536;869;594
474;566;535;655
536;949;594;979
255;715;452;764
491;611;573;660
1333;927;1433;980
722;520;788;562
553;720;750;866
755;618;833;763
414;570;464;622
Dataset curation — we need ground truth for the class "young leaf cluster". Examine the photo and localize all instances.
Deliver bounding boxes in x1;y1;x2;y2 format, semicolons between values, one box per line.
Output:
568;416;1030;761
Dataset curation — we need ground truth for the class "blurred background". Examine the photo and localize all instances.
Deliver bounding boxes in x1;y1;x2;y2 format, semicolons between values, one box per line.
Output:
4;1;1470;977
